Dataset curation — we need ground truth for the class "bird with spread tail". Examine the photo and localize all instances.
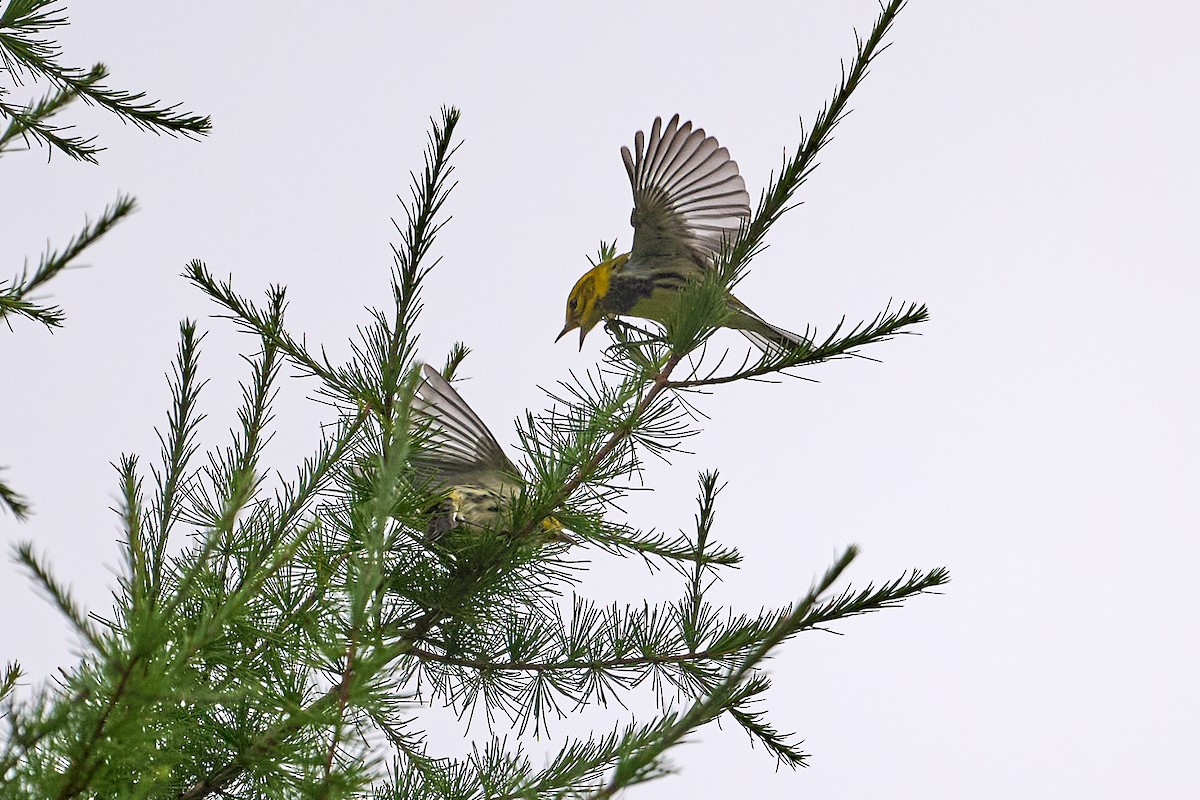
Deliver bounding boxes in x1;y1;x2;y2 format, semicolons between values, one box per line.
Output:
558;114;811;353
410;364;564;540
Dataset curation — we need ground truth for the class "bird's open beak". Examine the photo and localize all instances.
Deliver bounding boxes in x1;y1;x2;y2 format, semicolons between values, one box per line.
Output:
556;321;590;351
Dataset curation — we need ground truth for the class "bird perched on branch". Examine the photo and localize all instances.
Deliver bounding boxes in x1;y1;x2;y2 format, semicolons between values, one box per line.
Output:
410;364;564;541
558;114;810;353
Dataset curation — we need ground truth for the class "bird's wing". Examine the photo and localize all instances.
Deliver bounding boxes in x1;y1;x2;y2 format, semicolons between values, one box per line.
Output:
622;114;751;271
410;364;517;486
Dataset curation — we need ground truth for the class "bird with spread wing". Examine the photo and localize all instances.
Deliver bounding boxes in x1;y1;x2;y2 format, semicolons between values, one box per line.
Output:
409;364;564;540
558;114;811;353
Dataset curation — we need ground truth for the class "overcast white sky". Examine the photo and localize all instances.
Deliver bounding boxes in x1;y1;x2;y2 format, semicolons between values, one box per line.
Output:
2;1;1198;797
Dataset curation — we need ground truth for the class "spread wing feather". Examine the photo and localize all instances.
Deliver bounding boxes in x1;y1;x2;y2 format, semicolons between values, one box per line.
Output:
410;364;515;486
621;115;751;268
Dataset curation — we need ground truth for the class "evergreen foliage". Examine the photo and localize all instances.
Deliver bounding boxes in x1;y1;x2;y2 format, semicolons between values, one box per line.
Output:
1;0;211;517
2;2;948;797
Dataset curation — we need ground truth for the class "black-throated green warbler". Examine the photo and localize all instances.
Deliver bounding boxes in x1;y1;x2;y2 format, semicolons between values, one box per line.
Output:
411;364;563;540
558;114;809;352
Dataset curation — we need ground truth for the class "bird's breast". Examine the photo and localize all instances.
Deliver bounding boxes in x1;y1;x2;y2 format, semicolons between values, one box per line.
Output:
601;273;656;314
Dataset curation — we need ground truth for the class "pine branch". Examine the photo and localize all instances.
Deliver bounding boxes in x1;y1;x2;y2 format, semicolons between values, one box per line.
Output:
722;0;908;277
666;300;929;389
388;717;684;800
182;292;283;541
592;549;947;794
679;473;810;768
796;564;952;629
175;507;565;797
513;353;686;542
146;321;206;595
683;470;723;641
0;62;102;161
1;194;136;329
589;548;859;797
21;334;359;797
12;543;103;653
0;689;83;790
0;2;211;157
163;408;369;652
176;611;438;799
407;557;946;763
584;522;742;569
373;106;460;423
76;410;369;798
115;454;150;606
474;723;668;800
0;662;20;705
408;476;736;691
10;334;370;796
406;638;762;676
0;469;30;519
322;639;359;781
419;551;892;800
184;109;462;419
170;122;464;794
678;563;951;768
184;263;357;395
49;655;142;799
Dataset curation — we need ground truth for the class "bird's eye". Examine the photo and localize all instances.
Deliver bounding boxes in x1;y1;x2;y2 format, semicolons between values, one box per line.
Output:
569;298;578;310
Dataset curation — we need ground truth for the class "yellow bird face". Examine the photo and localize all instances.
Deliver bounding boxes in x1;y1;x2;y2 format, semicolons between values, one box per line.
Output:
557;262;610;349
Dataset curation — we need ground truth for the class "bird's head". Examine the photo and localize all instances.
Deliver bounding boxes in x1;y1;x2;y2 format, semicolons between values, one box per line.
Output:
556;261;612;349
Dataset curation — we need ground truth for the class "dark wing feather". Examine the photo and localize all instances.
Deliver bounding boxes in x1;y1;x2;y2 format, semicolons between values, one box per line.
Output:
621;115;751;269
410;364;516;486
